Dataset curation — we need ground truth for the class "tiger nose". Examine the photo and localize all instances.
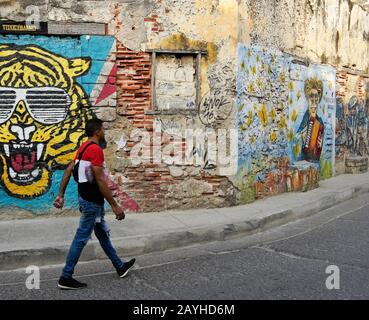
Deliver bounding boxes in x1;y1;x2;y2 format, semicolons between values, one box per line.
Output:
11;100;34;125
10;124;36;141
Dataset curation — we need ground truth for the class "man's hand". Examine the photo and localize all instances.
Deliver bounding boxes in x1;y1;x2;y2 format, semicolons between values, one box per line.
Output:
112;204;125;221
53;195;65;209
54;162;74;210
92;165;126;221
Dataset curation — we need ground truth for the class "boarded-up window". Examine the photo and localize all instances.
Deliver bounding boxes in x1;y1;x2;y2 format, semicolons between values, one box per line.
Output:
152;52;201;111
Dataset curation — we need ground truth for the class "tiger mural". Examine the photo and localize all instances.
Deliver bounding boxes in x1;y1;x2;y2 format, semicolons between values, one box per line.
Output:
0;44;94;198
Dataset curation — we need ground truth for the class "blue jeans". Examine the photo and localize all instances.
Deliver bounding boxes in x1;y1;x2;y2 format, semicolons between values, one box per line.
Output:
62;197;124;278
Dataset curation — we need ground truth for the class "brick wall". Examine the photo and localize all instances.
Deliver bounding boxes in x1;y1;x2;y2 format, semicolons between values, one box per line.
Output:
114;41;235;212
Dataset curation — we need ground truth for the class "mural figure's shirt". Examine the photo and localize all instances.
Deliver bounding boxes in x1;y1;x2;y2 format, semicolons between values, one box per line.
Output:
298;111;324;162
74;141;105;205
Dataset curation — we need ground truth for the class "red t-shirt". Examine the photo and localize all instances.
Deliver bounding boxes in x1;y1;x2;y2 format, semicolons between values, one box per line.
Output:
75;140;105;167
74;141;105;205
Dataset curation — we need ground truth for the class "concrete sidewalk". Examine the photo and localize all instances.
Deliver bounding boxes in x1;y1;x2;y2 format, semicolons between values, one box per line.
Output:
1;173;369;271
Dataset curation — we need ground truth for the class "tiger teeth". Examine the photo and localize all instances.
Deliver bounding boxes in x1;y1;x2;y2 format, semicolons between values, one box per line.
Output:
19;142;34;149
3;144;9;157
37;144;44;161
9;167;16;179
32;168;40;178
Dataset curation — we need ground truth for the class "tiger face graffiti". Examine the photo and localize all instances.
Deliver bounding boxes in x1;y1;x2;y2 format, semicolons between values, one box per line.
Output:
0;44;93;198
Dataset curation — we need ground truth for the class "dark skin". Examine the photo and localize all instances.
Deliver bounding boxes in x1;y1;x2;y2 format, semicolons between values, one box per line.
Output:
53;127;125;221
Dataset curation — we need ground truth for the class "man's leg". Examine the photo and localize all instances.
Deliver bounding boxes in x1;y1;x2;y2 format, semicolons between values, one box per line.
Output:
61;205;97;279
94;218;124;270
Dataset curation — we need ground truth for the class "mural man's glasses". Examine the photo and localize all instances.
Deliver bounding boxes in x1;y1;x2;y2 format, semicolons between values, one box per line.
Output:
0;87;72;125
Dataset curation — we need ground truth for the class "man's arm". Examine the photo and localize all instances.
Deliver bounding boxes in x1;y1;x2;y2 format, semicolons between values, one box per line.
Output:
92;166;125;220
53;162;74;209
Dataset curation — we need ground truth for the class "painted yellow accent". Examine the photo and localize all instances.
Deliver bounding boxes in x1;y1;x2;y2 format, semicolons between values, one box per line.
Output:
269;107;277;121
270;131;277;143
288;81;294;91
279;72;286;84
258;104;268;127
251;65;256;76
288;128;294;142
292;109;298;122
278;117;287;132
293;143;301;159
268;65;273;74
321;160;331;179
246;111;253;127
256;78;261;88
297;90;302;100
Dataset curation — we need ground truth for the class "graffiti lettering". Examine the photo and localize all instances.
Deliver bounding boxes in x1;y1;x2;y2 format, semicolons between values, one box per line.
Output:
199;89;233;126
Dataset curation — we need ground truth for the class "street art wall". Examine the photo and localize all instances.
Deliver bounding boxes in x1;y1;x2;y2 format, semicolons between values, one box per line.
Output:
0;35;117;212
236;45;290;202
236;44;336;202
335;71;369;174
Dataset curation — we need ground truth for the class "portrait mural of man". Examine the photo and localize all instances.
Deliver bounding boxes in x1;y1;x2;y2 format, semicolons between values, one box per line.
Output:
296;78;325;163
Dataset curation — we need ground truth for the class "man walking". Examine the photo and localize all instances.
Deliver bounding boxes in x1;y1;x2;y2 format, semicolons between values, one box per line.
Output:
53;118;135;290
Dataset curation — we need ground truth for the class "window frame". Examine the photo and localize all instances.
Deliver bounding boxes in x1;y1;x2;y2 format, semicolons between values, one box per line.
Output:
146;49;207;115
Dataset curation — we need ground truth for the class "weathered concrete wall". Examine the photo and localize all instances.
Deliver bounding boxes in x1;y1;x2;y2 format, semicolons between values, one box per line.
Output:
0;0;368;215
239;0;369;72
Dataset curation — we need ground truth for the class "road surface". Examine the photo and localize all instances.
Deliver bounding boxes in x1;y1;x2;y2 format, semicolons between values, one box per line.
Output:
1;194;369;300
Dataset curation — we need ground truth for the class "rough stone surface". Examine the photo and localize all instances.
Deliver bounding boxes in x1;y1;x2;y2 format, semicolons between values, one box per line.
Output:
92;107;117;122
241;0;369;71
345;156;369;173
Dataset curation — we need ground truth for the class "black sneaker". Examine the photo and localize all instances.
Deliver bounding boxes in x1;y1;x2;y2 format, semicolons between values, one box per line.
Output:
117;258;136;278
58;277;87;290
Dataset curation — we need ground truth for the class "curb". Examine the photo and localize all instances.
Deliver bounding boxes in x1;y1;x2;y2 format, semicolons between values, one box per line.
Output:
1;181;369;271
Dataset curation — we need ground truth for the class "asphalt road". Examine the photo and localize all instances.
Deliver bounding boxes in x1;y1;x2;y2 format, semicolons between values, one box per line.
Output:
1;193;369;300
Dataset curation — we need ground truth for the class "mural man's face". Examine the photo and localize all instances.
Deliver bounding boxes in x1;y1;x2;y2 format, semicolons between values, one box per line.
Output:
307;89;320;117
